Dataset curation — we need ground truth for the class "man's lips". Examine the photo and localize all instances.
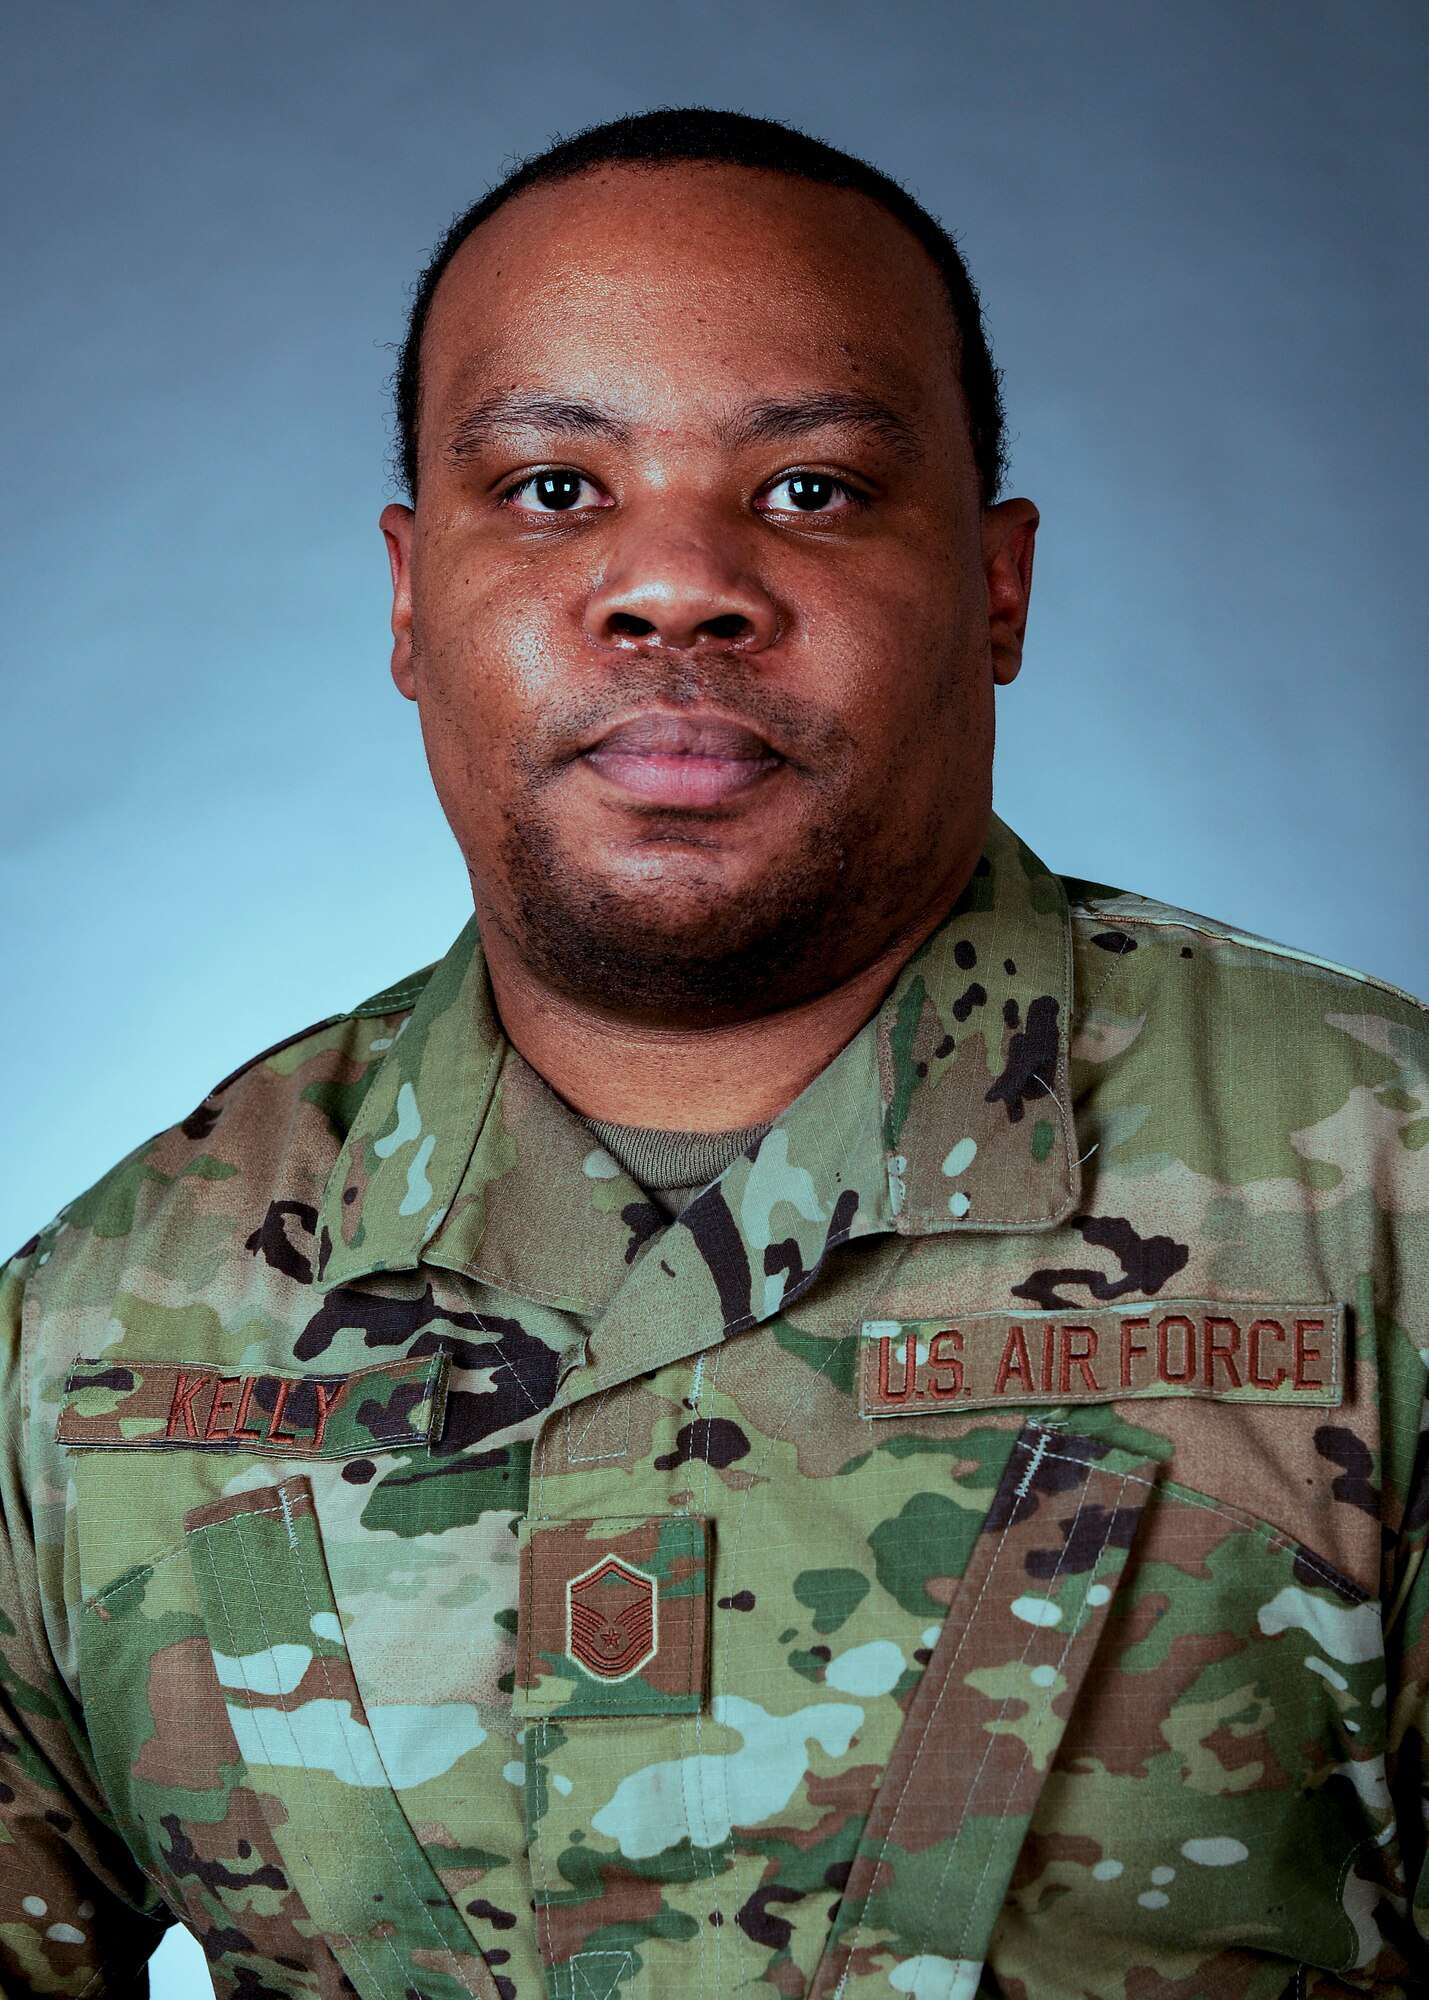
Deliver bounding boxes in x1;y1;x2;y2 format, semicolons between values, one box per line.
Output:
580;713;783;808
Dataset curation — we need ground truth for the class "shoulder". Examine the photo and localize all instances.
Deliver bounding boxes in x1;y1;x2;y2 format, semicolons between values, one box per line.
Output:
4;958;441;1371
1059;870;1428;1285
1056;874;1429;1544
1063;871;1427;1036
1061;871;1427;1117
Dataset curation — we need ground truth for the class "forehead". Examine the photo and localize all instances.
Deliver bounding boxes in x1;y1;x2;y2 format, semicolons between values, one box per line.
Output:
420;162;960;423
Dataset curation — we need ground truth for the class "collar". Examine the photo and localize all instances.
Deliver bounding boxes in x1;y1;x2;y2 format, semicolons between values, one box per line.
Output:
315;814;1079;1310
877;812;1079;1234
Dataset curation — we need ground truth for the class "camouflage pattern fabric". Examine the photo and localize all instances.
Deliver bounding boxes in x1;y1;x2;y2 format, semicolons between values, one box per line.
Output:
2;813;1427;1999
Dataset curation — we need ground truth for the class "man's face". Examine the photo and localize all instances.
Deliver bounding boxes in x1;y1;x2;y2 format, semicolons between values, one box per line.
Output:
383;162;1035;1023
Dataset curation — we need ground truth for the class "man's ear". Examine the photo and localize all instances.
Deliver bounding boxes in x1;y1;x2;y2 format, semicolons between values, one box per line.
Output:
380;503;417;700
982;498;1039;687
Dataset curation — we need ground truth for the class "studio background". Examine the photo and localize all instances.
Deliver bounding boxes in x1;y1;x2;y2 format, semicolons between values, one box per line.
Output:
3;5;1425;1992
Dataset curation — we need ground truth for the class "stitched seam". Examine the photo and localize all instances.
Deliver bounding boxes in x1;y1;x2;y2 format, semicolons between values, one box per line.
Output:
1036;1450;1341;1580
1332;1831;1388;1978
696;1339;726;1996
1073;907;1429;1013
565;1390;633;1465
200;1490;483;1998
1051;879;1079;1210
686;1418;709;2000
349;982;429;1016
571;1952;631;1999
1070;937;1139;1038
532;1715;558;1979
191;1503;384;1995
454;1262;602;1314
1066;915;1147;1203
1032;1450;1366;1598
716;1329;861;1978
19;1283;38;1473
834;1427;1047;1978
270;1486;484;1996
582;1216;881;1362
715;1265;912;1985
492;1341;556;1420
945;1467;1126;1966
925;1449;1108;1966
677;1689;709;2000
82;1538;190;1609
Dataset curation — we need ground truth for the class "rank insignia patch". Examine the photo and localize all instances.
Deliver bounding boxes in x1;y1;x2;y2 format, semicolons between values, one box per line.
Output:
516;1513;709;1719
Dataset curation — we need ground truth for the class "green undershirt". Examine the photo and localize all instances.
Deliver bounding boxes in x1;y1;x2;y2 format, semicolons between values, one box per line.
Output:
582;1118;772;1216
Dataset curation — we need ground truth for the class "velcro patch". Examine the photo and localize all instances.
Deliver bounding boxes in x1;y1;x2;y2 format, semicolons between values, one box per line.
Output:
56;1353;448;1457
515;1515;709;1720
859;1303;1345;1417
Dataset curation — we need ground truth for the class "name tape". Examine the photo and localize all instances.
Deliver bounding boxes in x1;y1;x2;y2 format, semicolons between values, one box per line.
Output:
56;1352;448;1457
859;1303;1345;1418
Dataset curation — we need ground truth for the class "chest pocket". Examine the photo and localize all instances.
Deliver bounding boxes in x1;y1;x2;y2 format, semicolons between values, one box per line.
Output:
186;1479;505;2000
808;1422;1399;1999
806;1423;1160;1998
78;1475;505;2000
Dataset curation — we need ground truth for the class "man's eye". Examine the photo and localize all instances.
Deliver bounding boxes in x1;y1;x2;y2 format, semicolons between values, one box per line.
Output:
757;474;860;516
504;472;608;513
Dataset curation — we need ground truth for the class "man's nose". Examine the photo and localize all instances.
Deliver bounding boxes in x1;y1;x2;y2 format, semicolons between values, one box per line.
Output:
582;516;779;654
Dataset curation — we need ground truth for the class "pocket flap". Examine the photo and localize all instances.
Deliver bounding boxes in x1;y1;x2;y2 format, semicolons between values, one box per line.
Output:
810;1422;1159;1998
184;1478;503;2000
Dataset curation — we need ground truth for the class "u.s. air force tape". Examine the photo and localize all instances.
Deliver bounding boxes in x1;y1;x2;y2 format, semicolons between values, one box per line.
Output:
859;1302;1345;1417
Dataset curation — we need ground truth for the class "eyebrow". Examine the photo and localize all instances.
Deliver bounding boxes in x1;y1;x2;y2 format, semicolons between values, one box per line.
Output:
715;393;924;465
444;388;923;466
446;393;633;462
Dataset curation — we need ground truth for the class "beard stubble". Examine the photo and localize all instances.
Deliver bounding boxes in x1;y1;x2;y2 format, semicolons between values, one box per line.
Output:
494;693;952;1023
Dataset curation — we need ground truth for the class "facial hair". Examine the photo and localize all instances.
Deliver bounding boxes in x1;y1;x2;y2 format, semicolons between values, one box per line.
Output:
489;660;947;1024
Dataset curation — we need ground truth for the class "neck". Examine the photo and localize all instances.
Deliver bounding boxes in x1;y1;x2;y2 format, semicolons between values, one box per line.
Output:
473;874;973;1131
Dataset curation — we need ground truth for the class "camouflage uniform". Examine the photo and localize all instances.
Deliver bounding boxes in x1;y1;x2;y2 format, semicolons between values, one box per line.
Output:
3;814;1428;2000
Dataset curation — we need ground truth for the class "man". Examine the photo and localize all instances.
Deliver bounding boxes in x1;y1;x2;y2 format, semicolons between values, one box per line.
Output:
2;106;1426;2000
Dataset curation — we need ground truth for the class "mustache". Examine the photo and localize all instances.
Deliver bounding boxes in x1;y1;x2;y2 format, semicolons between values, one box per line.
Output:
513;660;855;779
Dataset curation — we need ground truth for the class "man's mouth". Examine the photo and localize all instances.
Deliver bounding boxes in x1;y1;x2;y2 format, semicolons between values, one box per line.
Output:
581;712;783;808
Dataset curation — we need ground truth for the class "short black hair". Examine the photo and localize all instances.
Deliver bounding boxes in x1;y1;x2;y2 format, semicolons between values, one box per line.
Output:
393;108;1007;504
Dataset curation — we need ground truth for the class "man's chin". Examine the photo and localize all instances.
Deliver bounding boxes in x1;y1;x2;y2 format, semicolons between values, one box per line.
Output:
496;869;837;1020
516;908;821;1020
493;803;893;1021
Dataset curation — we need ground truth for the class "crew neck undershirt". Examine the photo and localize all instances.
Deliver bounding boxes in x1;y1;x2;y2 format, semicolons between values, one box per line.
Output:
582;1118;772;1216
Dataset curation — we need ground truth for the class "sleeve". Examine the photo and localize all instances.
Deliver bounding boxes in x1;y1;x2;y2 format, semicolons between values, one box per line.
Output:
1387;1393;1429;1959
1379;1052;1429;1966
0;1242;172;1996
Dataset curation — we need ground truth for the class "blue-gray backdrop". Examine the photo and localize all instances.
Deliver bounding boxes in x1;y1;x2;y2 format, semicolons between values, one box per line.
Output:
3;5;1425;1990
